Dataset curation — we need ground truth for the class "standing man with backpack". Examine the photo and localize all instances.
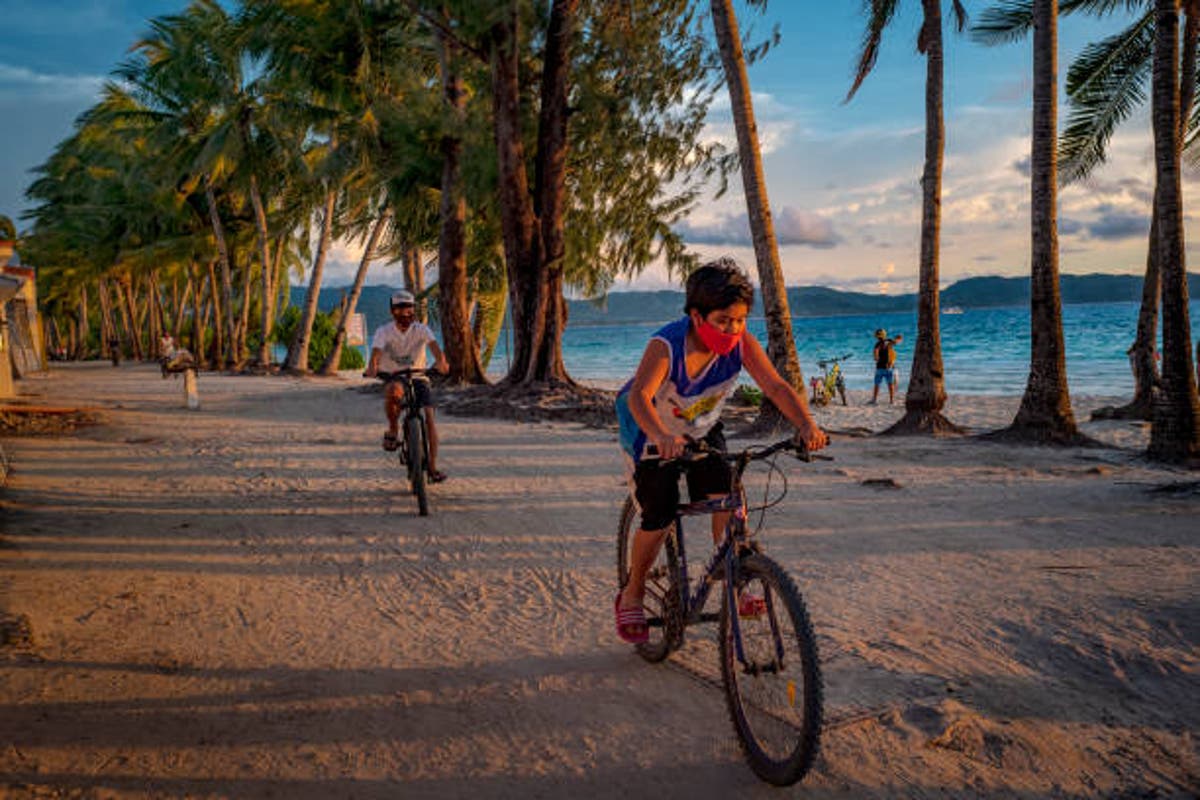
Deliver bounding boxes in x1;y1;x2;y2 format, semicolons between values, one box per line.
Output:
870;329;903;405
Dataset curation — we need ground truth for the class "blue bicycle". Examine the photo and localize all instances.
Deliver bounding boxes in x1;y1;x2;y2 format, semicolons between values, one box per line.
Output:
616;438;825;785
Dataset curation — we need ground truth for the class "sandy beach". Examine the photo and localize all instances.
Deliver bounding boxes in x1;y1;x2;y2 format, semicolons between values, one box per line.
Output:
0;362;1196;799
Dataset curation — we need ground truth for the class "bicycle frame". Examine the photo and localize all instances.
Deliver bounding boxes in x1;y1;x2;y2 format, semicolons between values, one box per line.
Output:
668;447;784;667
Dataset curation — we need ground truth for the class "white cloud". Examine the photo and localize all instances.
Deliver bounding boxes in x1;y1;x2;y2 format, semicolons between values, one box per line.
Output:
0;63;105;102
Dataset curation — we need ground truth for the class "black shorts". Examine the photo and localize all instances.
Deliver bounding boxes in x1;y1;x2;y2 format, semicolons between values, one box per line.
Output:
390;376;434;408
633;425;731;531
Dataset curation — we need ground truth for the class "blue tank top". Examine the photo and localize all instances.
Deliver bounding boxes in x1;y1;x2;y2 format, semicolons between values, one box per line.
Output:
615;316;743;463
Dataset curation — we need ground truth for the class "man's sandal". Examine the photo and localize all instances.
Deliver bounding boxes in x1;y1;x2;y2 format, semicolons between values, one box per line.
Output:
614;593;650;644
382;432;400;452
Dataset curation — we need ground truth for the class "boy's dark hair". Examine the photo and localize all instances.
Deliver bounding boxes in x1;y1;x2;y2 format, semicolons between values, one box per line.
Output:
684;257;755;316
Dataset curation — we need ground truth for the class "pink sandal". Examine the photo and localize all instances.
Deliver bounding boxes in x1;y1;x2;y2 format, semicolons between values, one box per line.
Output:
614;593;649;644
738;592;767;618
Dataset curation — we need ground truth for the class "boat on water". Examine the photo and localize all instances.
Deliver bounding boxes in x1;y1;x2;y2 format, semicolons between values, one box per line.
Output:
943;306;964;315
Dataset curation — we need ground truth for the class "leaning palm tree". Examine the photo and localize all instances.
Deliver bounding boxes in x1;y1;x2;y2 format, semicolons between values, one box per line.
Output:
709;0;804;431
982;0;1087;442
847;0;967;435
1147;0;1200;462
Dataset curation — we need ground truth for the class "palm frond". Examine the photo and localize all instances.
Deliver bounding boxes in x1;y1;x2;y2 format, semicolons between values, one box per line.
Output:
846;0;902;102
1059;12;1153;183
971;0;1034;45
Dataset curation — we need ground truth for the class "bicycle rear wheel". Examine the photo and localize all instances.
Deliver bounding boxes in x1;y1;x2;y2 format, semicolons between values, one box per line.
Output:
720;552;822;786
616;496;682;662
404;415;429;516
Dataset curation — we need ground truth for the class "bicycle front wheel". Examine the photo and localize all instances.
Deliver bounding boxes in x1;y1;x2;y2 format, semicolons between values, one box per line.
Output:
404;415;429;516
720;553;822;786
616;496;682;662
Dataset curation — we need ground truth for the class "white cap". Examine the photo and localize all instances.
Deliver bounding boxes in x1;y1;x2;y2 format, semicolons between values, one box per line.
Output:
391;289;415;306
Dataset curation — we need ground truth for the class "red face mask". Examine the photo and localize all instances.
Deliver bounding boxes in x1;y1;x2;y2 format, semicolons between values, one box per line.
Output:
693;315;742;355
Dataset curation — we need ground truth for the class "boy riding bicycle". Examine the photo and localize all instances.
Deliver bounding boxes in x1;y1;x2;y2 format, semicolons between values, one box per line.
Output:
364;290;450;483
614;258;828;643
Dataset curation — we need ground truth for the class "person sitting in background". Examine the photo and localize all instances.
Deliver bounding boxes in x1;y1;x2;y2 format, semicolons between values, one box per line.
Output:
870;329;903;405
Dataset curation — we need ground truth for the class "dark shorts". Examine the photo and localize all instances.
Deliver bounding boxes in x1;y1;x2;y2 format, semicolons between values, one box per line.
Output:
390;376;434;408
633;425;731;531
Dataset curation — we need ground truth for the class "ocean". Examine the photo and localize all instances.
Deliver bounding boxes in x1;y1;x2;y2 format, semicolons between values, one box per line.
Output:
484;301;1200;397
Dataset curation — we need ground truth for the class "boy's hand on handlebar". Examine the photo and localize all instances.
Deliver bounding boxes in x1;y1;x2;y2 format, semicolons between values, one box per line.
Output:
650;433;688;461
363;365;377;378
792;421;828;452
433;357;449;375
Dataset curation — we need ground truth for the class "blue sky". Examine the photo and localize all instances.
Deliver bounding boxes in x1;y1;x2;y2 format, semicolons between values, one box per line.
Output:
1;2;1189;293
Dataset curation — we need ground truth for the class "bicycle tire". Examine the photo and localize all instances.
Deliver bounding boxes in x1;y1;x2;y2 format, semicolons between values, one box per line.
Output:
616;496;682;662
720;552;822;786
405;415;429;516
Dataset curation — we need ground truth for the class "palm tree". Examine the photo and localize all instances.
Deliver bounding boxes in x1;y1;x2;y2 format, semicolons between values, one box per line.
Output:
986;1;1198;420
434;19;486;384
1147;0;1200;462
986;0;1087;442
709;0;804;431
848;0;967;435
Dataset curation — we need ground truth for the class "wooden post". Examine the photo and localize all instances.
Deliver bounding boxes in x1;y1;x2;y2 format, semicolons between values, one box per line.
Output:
183;367;200;410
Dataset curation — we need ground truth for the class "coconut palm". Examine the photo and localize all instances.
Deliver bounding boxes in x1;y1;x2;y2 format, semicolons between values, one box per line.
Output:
979;0;1086;442
847;0;967;435
1147;0;1200;461
709;0;804;431
977;0;1199;421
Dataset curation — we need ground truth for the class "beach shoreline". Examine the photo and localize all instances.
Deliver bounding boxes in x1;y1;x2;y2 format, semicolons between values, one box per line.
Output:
0;362;1196;798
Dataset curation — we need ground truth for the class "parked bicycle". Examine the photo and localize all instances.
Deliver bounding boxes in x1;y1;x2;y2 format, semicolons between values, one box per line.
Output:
809;352;851;407
616;438;827;786
371;369;433;516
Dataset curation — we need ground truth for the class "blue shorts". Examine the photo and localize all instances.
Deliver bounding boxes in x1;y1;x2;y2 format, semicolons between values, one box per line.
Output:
874;368;896;387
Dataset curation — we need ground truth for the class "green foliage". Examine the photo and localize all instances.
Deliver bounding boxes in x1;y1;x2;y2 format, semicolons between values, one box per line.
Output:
272;305;364;371
732;384;764;407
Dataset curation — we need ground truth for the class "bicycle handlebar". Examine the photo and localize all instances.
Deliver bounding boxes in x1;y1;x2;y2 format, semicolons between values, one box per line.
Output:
366;368;427;382
649;437;832;465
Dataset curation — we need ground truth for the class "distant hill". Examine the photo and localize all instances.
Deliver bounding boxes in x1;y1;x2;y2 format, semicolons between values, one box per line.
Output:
292;272;1197;335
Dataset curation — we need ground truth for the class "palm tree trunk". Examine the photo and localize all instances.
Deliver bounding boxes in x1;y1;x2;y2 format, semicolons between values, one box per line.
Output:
204;179;235;368
710;0;803;432
884;0;962;435
490;3;546;386
75;285;89;360
206;258;225;368
235;258;252;369
118;276;143;362
1148;0;1200;462
437;26;486;385
319;209;392;375
285;188;338;373
250;175;276;367
528;0;577;386
403;245;426;322
1003;0;1082;443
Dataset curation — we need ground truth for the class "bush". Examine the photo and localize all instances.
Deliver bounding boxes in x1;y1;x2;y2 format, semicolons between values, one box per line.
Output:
732;384;763;407
272;306;365;371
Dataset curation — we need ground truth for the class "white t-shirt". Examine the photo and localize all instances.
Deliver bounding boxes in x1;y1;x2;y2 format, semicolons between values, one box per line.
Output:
371;322;437;370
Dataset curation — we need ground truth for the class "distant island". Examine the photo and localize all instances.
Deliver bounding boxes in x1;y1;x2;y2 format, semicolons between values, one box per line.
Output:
297;272;1197;336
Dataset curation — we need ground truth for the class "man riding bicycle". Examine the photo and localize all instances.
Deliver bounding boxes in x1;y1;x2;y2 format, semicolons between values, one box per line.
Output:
364;290;450;482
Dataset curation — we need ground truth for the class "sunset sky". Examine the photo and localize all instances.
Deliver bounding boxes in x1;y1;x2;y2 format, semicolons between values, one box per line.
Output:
1;2;1188;294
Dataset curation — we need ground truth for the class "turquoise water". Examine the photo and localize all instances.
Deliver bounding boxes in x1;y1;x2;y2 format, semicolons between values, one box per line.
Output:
486;301;1200;396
